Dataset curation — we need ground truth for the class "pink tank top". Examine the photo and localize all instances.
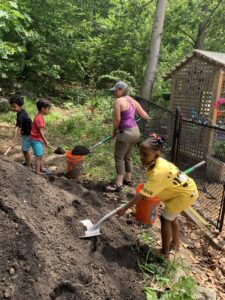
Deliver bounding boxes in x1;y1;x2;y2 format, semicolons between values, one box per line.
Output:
119;96;137;130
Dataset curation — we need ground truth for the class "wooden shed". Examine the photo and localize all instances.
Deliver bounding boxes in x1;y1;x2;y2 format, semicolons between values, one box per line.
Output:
164;50;225;122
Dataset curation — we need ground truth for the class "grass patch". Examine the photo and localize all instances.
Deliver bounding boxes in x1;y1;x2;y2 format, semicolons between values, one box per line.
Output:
47;96;141;181
0;93;142;182
46;96;116;180
0;97;63;125
137;232;197;300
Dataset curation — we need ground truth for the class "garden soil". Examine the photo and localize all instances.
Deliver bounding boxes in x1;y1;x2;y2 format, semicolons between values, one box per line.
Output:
0;157;144;300
1;156;225;300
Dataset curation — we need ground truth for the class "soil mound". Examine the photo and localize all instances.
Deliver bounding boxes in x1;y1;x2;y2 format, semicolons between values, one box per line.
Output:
72;145;91;156
0;157;144;299
54;147;66;155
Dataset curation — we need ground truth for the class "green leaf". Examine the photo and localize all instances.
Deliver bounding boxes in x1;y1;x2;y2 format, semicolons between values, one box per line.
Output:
0;10;9;18
145;288;158;300
9;1;18;9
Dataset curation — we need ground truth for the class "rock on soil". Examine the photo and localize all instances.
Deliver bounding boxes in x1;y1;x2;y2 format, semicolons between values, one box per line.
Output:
195;287;217;300
0;157;144;299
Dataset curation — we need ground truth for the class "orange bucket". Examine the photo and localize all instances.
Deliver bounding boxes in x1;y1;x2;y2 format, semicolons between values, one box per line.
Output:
66;150;85;178
135;183;160;225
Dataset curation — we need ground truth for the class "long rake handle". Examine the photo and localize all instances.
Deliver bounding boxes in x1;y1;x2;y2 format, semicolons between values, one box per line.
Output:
3;145;13;156
90;207;121;230
184;161;206;174
84;161;206;235
91;117;142;150
92;136;112;149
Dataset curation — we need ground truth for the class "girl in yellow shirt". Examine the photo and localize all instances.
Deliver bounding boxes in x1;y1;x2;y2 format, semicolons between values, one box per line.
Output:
117;134;199;258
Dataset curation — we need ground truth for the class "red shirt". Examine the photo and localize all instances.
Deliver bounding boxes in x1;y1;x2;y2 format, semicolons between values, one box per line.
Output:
30;113;45;143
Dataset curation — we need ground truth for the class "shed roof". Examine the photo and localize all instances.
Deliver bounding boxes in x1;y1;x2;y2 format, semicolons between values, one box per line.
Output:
164;50;225;80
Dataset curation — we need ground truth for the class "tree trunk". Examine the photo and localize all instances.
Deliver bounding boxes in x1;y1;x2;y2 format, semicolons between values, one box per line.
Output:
194;24;206;49
194;1;223;49
194;5;208;49
141;0;167;100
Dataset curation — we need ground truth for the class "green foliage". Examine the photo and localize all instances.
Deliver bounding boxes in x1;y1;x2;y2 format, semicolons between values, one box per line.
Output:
47;95;115;180
138;231;197;300
145;276;196;300
1;0;225;99
0;0;35;79
62;102;75;110
138;232;156;247
155;0;225;97
98;70;137;93
214;140;225;162
0;99;10;113
140;257;178;288
62;88;89;104
159;276;196;300
145;288;158;300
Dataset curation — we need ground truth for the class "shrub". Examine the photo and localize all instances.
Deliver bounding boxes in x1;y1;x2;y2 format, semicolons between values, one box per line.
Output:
0;98;9;113
214;140;225;162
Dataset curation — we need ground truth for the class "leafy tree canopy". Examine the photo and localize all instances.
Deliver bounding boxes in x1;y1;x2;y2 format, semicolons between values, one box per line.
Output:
0;0;224;97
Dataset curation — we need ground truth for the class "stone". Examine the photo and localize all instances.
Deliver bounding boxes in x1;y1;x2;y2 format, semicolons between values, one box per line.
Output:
195;286;217;300
9;268;15;275
49;166;57;171
4;287;11;299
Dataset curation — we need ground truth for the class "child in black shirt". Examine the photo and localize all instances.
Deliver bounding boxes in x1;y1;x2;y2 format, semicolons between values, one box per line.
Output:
8;95;32;167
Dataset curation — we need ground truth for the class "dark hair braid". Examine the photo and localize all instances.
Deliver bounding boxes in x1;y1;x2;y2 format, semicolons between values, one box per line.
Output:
145;133;165;150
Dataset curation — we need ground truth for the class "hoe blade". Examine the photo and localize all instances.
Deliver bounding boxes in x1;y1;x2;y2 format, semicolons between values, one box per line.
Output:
80;219;101;238
81;219;94;229
80;207;121;238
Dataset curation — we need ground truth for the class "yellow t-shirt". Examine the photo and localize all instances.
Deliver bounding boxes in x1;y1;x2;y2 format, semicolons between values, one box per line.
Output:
140;157;199;213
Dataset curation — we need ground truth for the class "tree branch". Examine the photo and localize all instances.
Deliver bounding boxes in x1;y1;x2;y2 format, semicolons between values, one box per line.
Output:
182;38;195;46
200;0;224;33
129;0;155;15
177;27;195;44
132;43;149;53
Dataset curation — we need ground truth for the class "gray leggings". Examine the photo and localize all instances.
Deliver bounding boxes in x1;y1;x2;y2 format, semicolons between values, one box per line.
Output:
115;127;140;175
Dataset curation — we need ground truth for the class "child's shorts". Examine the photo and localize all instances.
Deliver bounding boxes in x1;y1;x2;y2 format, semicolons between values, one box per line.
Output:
31;140;44;157
161;210;179;221
162;190;199;221
22;135;31;152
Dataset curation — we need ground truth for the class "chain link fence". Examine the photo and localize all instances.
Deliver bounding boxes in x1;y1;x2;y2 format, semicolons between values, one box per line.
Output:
175;118;225;231
134;96;175;161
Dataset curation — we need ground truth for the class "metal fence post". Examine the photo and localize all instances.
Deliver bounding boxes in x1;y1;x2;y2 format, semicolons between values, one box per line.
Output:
217;185;225;232
171;107;181;163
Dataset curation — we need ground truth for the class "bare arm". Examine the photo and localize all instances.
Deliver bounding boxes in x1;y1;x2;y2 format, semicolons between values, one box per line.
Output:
134;100;149;120
117;193;144;217
10;127;20;147
39;128;51;148
112;99;121;137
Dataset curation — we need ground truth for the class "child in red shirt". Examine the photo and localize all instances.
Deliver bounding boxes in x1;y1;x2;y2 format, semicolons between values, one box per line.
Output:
30;99;52;173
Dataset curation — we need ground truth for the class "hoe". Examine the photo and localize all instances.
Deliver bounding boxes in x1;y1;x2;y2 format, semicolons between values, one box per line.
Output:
80;161;206;238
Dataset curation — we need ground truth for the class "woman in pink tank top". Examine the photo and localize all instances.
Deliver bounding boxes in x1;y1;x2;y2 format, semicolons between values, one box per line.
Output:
107;81;149;192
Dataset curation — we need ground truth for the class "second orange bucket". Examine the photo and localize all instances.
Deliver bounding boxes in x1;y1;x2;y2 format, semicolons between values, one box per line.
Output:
66;150;85;178
135;183;160;225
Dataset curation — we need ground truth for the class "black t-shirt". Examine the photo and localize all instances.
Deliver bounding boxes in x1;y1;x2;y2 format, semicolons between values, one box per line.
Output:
16;109;32;136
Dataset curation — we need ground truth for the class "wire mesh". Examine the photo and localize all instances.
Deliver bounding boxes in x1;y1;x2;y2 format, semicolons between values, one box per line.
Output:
135;97;225;232
176;119;225;231
134;96;175;161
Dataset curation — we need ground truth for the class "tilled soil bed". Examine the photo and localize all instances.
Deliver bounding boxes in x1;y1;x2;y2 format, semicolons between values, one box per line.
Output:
0;157;144;300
